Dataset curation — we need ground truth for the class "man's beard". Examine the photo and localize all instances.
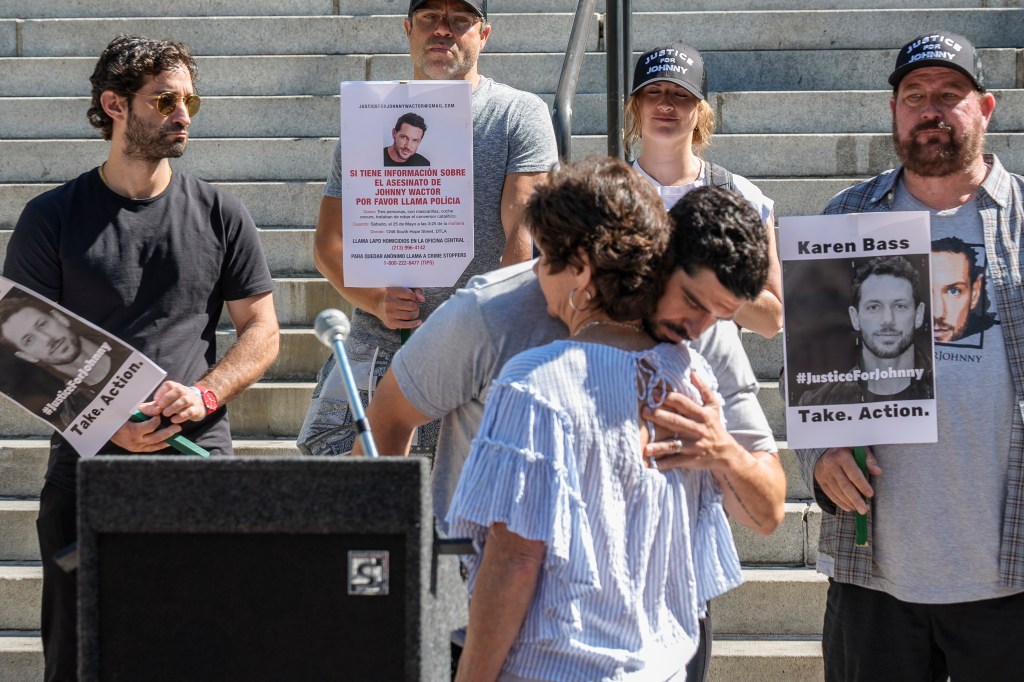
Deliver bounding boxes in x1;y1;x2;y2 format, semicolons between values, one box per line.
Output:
124;109;187;160
892;117;983;177
416;39;476;80
862;324;915;360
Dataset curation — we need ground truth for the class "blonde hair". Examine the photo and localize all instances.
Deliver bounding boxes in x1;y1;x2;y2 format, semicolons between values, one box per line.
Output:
624;92;715;157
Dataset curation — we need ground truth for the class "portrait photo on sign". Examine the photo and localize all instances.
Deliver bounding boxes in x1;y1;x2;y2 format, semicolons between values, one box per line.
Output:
0;278;166;455
382;111;431;167
784;253;934;407
931;236;997;349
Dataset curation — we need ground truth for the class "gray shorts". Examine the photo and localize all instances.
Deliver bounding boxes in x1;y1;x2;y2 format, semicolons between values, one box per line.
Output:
297;337;439;457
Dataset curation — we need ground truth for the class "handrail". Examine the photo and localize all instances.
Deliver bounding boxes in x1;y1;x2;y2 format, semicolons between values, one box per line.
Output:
605;0;632;159
552;0;598;161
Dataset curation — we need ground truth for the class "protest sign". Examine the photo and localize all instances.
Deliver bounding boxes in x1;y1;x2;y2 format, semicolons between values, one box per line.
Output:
780;212;937;449
340;80;474;288
0;278;166;456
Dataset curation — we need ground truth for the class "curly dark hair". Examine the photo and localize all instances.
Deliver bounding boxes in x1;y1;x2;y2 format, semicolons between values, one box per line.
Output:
666;186;768;301
526;156;672;322
87;35;199;140
852;255;920;308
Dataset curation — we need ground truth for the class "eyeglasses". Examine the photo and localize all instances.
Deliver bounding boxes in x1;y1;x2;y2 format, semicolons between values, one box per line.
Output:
132;91;202;117
411;10;481;35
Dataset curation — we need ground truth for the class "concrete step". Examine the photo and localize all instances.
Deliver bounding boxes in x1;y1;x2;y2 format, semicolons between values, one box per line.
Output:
731;502;818;566
631;9;1022;51
0;183;322;229
0;636;827;682
0;438;304;499
4;89;1022;140
0;562;826;637
351;0;1016;11
5;134;1024;183
4;14;597;58
1;49;1019;98
0;632;42;682
713;567;827;636
0;492;819;564
0;565;40;631
2;0;334;18
0;635;826;682
742;329;782;382
709;638;823;682
0;502;35;561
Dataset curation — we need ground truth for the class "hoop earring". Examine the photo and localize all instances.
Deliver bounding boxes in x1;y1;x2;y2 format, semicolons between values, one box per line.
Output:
569;288;592;312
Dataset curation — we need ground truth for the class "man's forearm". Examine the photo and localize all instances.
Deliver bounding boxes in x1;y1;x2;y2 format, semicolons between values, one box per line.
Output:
200;299;279;403
713;446;786;535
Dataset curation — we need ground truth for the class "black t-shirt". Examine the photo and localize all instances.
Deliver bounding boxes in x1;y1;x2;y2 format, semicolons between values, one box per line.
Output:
3;168;275;490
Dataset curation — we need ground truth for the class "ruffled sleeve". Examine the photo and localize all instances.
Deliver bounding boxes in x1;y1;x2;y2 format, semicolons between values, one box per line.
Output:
445;378;601;638
692;470;743;605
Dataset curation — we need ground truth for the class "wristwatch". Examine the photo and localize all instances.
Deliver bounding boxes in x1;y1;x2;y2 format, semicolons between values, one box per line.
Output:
193;385;219;416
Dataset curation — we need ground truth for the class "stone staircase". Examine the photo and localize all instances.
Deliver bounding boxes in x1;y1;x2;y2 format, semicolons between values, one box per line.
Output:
0;0;1021;679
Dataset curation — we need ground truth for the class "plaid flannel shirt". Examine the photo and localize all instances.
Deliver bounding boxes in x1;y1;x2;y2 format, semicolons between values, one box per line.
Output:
796;154;1024;590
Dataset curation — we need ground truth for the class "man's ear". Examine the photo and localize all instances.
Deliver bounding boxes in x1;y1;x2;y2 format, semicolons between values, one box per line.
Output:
849;305;861;332
478;22;491;49
100;90;129;123
914;301;925;329
15;350;38;364
404;17;413;40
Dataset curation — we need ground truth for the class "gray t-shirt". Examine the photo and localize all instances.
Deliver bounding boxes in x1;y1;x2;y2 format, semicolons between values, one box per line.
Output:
847;180;1018;603
325;76;558;353
390;261;777;530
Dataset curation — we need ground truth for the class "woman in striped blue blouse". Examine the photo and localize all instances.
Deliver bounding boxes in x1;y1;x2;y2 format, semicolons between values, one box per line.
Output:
446;158;748;681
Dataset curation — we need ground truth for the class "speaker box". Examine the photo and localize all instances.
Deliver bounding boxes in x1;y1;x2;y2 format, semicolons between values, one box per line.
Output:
77;456;466;681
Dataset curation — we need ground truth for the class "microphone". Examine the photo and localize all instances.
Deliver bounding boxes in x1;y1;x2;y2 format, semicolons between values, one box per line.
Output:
314;308;351;346
313;309;380;458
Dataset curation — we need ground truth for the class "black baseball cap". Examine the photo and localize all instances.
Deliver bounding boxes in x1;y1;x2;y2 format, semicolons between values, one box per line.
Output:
889;32;984;91
409;0;486;18
630;43;707;101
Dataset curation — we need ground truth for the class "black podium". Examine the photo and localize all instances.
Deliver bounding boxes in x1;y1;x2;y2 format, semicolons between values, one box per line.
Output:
77;456;466;681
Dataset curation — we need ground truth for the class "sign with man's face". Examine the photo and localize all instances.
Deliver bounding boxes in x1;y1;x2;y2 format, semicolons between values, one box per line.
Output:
778;212;937;449
339;80;474;288
0;277;166;456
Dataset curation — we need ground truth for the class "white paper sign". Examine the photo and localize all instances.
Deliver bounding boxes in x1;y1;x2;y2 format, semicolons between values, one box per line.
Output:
340;80;474;288
0;278;166;457
779;212;937;449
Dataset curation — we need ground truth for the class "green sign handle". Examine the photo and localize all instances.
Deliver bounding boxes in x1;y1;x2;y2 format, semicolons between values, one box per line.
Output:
130;410;211;458
853;446;869;546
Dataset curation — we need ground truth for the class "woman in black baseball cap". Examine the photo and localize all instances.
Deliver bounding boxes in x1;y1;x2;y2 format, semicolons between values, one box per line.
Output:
625;43;783;340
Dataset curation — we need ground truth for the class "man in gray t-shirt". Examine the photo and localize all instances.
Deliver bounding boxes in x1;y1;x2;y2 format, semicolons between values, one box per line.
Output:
298;0;557;457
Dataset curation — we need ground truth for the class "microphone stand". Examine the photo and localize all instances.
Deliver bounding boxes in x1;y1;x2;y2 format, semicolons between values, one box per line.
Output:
325;331;380;459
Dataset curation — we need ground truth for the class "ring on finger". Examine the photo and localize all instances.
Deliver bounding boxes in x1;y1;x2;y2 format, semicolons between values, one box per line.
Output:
671;438;684;453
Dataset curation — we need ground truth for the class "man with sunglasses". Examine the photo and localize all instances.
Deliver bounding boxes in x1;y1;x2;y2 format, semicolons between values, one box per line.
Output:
4;34;279;681
298;0;558;458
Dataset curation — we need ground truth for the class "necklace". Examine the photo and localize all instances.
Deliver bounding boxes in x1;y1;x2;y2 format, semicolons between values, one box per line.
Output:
572;319;644;337
98;162;172;199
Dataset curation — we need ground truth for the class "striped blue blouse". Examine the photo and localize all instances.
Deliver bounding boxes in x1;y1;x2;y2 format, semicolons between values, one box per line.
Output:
446;340;743;682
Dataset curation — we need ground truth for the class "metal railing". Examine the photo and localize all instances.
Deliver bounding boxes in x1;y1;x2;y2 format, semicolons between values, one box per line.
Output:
552;0;633;162
552;0;597;161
